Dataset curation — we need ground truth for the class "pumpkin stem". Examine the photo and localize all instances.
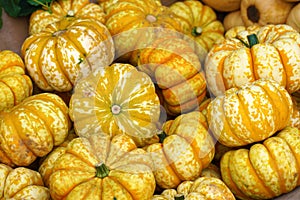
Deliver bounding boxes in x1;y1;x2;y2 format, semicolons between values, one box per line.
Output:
192;26;202;36
158;131;167;143
174;194;185;200
111;104;122;115
247;34;259;48
95;162;110;178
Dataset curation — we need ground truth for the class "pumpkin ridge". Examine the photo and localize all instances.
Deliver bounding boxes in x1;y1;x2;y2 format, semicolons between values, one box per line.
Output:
0;78;17;105
104;175;135;199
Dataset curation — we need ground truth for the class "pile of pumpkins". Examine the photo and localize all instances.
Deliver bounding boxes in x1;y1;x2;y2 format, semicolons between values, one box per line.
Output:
1;0;300;199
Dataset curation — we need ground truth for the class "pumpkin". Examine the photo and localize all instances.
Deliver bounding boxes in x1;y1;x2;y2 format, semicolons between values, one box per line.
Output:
69;63;161;147
207;79;293;147
21;18;114;92
98;0;161;13
137;35;207;116
205;24;300;96
0;93;71;167
200;163;222;179
169;0;225;55
0;50;33;111
220;126;300;200
29;0;105;35
240;0;294;26
104;0;182;64
286;3;300;32
152;176;236;200
39;133;156;200
146;111;215;189
201;0;241;12
0;164;50;199
223;11;245;31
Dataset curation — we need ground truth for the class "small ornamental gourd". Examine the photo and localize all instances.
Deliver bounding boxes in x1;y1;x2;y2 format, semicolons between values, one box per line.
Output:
39;133;156;200
220;126;300;200
69;63;161;147
104;0;182;63
0;93;71;167
146;111;215;189
0;50;33;111
205;24;300;96
137;35;207;116
29;0;106;35
21;18;114;92
169;0;225;54
0;164;50;199
152;176;236;200
207;79;293;147
286;2;300;32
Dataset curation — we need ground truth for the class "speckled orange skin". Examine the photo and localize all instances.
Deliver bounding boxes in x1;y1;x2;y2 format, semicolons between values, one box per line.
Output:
0;50;33;111
169;0;225;53
152;176;236;200
39;134;156;200
220;126;300;200
205;24;300;97
21;18;114;92
0;93;71;167
0;164;50;199
146;111;215;189
137;36;207;116
207;79;293;147
29;0;105;35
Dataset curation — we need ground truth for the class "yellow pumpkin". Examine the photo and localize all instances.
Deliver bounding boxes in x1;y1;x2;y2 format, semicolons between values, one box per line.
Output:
21;18;114;92
39;133;156;200
104;0;182;63
137;35;207;116
29;0;105;35
220;126;300;200
169;0;225;54
146;111;215;189
200;163;222;179
69;63;161;147
152;176;236;200
0;93;71;167
0;164;50;199
205;24;300;96
0;50;33;111
207;79;293;147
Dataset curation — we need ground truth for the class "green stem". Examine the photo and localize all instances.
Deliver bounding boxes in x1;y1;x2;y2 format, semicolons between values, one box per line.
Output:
191;26;202;37
30;0;53;13
158;131;167;143
247;34;259;48
95;163;110;178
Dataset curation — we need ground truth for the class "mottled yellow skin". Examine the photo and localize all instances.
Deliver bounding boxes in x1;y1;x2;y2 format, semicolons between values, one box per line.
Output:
0;93;71;167
207;79;293;147
146;111;215;189
0;164;50;199
39;134;156;200
69;63;161;147
22;18;114;92
0;50;33;111
29;0;105;35
169;0;225;54
205;24;300;96
220;126;300;200
137;36;207;116
152;177;236;200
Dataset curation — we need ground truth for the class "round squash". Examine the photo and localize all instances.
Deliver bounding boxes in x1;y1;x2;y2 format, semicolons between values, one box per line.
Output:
205;24;300;96
39;133;156;200
240;0;294;26
0;93;71;167
0;50;33;111
137;35;207;116
69;63;161;147
152;176;236;200
29;0;105;35
201;0;241;12
207;79;293;147
286;3;300;32
0;164;50;199
21;18;114;92
223;11;245;31
104;0;182;64
220;126;300;199
146;111;215;189
169;0;225;55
